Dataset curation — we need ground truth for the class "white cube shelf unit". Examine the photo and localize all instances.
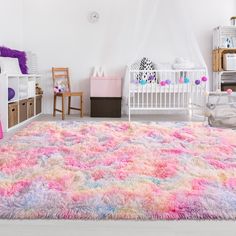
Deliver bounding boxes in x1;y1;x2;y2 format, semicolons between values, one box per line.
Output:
213;71;236;91
213;26;236;92
0;73;42;132
213;26;236;49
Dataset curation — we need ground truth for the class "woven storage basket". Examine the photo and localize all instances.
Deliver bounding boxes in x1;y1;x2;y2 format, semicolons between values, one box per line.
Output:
207;93;236;128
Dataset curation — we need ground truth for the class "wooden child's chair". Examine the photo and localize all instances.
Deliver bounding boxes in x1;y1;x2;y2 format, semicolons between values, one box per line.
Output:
52;67;83;120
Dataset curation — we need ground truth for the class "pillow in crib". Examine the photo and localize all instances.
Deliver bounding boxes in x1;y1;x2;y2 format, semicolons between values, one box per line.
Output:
0;57;22;74
136;57;157;83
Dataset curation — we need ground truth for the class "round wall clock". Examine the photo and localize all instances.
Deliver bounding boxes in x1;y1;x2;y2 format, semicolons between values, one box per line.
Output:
88;11;100;23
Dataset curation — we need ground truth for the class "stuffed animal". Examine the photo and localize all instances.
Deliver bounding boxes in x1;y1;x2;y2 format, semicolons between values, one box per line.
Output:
36;83;43;95
54;85;64;93
54;80;68;93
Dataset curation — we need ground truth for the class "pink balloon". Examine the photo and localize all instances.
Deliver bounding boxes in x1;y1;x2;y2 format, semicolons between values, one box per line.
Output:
179;77;184;84
227;89;233;95
160;81;166;86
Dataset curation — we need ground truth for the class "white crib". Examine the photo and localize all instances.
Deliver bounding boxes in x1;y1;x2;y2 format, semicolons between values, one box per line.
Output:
127;68;207;121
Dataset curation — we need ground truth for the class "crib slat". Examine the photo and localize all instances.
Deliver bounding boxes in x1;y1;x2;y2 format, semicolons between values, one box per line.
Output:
169;84;171;108
151;79;153;108
133;73;136;108
160;72;162;108
146;80;148;108
137;79;140;108
183;79;185;108
141;85;147;108
156;78;158;108
178;83;180;108
164;72;167;108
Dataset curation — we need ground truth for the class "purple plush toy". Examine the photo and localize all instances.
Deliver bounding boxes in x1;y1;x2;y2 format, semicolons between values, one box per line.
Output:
8;88;15;101
0;46;28;74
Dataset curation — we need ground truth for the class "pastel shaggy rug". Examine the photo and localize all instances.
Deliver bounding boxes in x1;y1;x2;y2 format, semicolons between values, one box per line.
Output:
0;121;236;220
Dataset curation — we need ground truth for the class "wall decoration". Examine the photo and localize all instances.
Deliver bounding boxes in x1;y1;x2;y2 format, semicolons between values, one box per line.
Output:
88;11;100;23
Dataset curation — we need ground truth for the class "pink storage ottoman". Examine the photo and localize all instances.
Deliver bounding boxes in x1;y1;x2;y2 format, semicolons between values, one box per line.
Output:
90;76;122;118
90;76;122;97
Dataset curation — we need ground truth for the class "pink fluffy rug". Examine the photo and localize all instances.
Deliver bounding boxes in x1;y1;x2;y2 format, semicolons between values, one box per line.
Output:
0;121;236;220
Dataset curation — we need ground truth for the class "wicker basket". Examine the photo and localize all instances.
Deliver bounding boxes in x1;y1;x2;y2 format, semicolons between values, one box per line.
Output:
207;93;236;128
231;16;236;26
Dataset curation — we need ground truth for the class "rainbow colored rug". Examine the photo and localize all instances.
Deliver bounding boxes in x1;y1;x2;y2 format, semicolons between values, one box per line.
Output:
0;121;236;220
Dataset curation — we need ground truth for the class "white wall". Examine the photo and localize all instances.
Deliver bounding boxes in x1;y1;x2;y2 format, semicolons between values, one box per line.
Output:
183;0;236;80
2;0;235;115
0;0;23;49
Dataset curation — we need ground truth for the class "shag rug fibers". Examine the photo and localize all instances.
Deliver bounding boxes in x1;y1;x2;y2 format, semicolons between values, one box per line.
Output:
0;121;236;220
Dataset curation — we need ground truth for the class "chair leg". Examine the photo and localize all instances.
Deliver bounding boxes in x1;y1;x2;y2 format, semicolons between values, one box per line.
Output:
53;94;57;117
68;96;71;115
80;95;83;118
62;95;65;120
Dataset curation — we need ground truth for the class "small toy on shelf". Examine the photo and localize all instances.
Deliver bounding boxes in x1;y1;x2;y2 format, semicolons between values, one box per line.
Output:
35;83;43;95
8;88;15;101
231;16;236;26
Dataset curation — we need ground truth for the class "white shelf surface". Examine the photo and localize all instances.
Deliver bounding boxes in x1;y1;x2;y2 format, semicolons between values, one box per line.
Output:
7;74;41;78
8;99;19;104
219;71;236;74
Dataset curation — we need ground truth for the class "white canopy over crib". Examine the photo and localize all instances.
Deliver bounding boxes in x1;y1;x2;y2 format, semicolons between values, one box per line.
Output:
91;0;209;118
116;0;208;117
100;0;207;68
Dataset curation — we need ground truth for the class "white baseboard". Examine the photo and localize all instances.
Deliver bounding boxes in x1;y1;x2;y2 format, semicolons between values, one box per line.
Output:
0;220;235;236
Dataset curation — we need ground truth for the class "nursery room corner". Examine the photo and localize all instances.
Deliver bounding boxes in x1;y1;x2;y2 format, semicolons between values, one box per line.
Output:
1;0;236;235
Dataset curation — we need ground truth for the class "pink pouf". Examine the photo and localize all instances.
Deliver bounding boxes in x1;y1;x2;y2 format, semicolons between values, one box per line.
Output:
0;121;3;140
